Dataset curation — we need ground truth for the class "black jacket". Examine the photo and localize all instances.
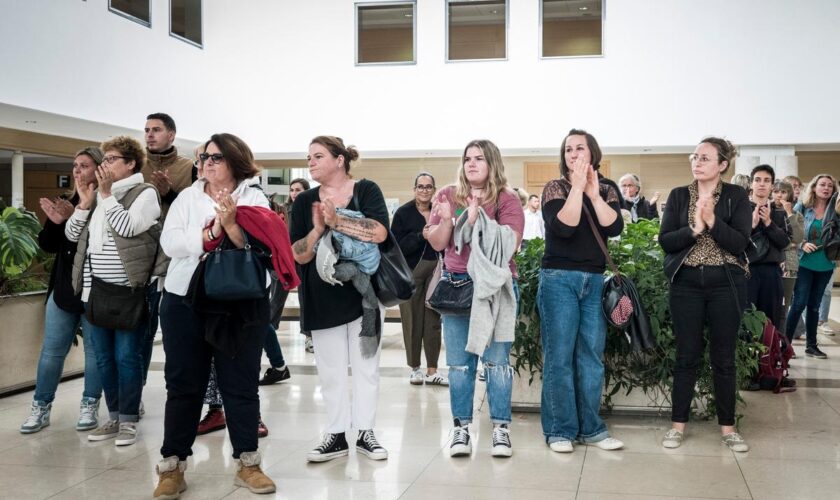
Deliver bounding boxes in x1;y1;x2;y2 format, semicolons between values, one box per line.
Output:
659;183;752;282
748;201;791;265
38;194;84;314
391;200;437;270
623;196;659;221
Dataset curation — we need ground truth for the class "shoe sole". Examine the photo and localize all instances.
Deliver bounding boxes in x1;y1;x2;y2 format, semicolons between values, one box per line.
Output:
356;446;388;460
306;449;349;463
115;437;137;446
88;433;118;441
450;444;472;457
491;446;512;458
409;379;424;385
258;376;291;386
197;424;226;435
549;445;574;453
806;353;828;359
662;441;682;449
76;422;98;431
233;477;276;494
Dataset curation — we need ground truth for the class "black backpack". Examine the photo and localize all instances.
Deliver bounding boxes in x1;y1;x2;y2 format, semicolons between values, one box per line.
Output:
821;192;840;261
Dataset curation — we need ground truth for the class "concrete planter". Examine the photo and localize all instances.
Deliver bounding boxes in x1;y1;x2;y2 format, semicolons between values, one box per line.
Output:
0;292;85;395
511;368;671;416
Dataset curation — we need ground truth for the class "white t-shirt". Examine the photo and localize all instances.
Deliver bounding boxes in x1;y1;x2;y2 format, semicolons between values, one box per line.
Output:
522;208;544;240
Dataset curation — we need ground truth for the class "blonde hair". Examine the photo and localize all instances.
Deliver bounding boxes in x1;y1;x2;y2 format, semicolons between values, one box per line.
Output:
453;139;509;208
800;174;837;208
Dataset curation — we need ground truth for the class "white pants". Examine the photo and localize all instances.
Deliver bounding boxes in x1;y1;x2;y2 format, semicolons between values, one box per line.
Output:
311;305;383;433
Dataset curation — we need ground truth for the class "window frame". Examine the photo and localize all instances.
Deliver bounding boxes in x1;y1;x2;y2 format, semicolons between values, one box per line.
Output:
108;0;152;28
355;1;417;66
445;0;509;63
539;0;605;60
169;0;204;49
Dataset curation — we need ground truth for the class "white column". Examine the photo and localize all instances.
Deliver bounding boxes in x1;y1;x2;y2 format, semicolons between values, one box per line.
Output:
737;146;797;178
774;155;798;179
735;155;760;176
11;151;24;209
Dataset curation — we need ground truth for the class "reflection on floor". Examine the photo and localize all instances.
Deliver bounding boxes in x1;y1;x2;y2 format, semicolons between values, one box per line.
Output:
2;294;840;499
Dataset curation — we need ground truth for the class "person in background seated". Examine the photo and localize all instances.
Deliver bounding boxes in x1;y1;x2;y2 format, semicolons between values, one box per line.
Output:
618;173;660;222
392;172;447;387
20;147;104;435
659;137;751;452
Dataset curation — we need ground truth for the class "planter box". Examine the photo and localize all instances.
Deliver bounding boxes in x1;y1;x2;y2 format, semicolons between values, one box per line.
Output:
512;369;671;416
0;292;85;395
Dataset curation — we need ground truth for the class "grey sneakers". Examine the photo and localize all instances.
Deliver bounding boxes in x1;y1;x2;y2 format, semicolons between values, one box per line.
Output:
721;432;749;452
662;429;684;449
20;401;51;434
115;422;138;446
76;397;100;431
88;419;120;441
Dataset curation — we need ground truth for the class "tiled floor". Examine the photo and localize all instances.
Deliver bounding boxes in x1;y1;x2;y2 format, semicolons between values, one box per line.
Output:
3;293;840;499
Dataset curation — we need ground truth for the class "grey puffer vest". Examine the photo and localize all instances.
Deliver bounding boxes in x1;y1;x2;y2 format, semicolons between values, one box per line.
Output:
72;183;170;294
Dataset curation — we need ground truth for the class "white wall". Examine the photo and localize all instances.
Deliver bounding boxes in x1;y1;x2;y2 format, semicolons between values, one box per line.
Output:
2;0;839;155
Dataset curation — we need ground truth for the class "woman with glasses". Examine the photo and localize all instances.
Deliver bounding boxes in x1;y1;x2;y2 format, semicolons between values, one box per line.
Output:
426;140;524;458
784;174;839;359
154;134;278;497
20;147;105;435
65;137;162;447
659;137;752;452
391;173;447;386
538;129;625;454
290;136;390;463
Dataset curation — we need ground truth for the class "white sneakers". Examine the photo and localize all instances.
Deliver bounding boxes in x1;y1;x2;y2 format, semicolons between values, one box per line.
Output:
409;368;449;386
409;368;424;385
549;436;624;453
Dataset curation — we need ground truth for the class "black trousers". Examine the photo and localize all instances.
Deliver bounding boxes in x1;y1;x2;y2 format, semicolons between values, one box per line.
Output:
669;265;746;426
159;291;262;460
747;263;784;327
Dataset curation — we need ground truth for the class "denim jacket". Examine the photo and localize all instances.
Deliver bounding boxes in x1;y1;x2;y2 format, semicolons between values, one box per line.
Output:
330;208;381;274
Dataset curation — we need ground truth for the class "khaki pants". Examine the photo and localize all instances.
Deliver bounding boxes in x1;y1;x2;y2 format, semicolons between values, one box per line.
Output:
398;258;442;369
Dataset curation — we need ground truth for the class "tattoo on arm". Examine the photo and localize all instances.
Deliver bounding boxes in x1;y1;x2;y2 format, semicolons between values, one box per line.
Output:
292;238;309;255
335;217;379;242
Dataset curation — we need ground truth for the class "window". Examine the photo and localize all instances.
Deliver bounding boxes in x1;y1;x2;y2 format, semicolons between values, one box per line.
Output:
447;0;507;61
356;2;416;64
542;0;603;57
171;0;202;47
109;0;151;27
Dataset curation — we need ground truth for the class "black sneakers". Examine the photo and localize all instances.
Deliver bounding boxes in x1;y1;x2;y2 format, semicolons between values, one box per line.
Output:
307;432;349;462
450;419;472;457
356;429;388;460
491;424;512;457
805;347;828;359
258;366;291;385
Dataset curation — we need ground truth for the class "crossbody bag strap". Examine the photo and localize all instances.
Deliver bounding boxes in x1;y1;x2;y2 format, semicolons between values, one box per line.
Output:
581;203;620;278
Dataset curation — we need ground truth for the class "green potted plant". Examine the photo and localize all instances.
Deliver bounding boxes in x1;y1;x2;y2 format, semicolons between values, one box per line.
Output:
512;219;765;419
0;202;46;297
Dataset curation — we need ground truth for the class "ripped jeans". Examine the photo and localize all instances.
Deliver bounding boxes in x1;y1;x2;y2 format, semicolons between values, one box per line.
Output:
443;279;518;425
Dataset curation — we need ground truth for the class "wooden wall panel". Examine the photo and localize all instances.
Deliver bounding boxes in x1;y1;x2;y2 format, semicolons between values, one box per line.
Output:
0;127;93;158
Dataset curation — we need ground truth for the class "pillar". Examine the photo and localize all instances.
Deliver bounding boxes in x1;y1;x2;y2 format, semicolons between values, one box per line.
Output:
11;151;24;209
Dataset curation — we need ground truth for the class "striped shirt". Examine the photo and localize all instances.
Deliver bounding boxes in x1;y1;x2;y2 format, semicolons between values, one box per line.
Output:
66;189;161;301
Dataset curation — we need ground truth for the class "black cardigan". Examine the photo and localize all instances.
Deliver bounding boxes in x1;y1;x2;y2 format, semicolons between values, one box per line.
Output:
659;183;752;282
748;202;791;265
391;200;437;270
623;196;659;220
38;194;84;314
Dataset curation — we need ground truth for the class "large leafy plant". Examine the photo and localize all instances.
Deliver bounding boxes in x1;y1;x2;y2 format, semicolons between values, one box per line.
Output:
512;219;765;420
0;203;47;296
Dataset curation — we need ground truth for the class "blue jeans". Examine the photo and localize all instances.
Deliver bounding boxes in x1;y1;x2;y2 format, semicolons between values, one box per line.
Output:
264;325;286;368
86;304;146;422
820;282;832;323
442;277;518;425
538;268;609;443
786;267;834;349
33;292;102;404
142;283;161;385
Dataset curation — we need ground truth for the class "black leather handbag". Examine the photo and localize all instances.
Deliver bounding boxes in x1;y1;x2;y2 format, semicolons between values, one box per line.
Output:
86;276;147;330
746;230;771;263
822;192;840;261
373;230;416;307
203;233;268;301
428;270;474;316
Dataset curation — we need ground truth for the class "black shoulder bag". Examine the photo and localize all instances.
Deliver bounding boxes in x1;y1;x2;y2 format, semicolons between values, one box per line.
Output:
203;232;268;301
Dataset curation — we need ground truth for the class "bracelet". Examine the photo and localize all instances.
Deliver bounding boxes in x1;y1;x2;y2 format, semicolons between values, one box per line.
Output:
208;226;217;240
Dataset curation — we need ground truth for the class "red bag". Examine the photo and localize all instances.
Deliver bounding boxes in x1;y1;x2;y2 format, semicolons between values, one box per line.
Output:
757;321;795;393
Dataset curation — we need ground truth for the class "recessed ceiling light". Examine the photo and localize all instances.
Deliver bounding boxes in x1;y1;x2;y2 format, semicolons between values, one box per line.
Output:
404;13;412;17
579;6;589;11
25;120;37;124
491;9;499;14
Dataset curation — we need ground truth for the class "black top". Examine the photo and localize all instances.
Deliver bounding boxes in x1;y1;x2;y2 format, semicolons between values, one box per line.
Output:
38;194;84;314
290;179;390;331
391;200;438;270
749;201;791;265
540;178;624;273
623;196;659;220
659;183;752;282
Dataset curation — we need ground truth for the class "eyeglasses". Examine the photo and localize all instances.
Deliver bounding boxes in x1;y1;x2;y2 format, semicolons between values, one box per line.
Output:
415;184;435;191
199;153;225;165
101;155;127;165
688;154;717;164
